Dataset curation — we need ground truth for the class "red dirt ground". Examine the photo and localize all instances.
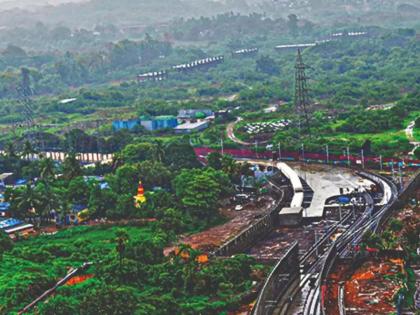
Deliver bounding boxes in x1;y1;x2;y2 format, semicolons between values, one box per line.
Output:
326;258;404;315
164;196;275;255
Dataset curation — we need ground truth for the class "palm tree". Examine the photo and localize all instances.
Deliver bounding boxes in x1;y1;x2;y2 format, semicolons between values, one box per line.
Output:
153;139;165;162
111;152;124;171
39;158;55;181
13;184;42;221
22;140;36;160
62;153;82;180
4;142;17;159
115;229;129;270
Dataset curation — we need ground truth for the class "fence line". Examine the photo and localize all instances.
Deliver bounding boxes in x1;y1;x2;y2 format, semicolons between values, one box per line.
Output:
194;147;420;168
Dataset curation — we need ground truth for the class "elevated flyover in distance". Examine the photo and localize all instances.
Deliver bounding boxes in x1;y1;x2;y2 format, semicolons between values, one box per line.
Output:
0;151;114;164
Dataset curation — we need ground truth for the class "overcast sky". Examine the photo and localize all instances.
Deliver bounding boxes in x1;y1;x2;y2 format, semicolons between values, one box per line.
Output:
0;0;86;6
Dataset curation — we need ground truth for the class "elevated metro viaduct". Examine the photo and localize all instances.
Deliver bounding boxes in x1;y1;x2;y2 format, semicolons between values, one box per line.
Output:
203;154;396;315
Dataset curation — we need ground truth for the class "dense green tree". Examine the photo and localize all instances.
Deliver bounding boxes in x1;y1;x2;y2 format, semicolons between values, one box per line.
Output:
115;228;129;264
207;152;223;170
39;158;56;182
35;181;60;222
164;140;200;171
137;160;171;189
38;295;79;315
287;14;298;36
361;230;382;249
107;164;139;195
106;193;136;219
62;153;82;180
21;140;36;158
88;184;117;218
173;168;232;222
414;147;420;160
80;285;138;315
256;55;279;75
156;207;185;234
67;176;89;205
121;143;157;164
0;230;13;259
6;184;42;219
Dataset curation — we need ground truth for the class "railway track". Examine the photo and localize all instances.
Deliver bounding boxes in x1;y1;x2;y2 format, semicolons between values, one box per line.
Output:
232;158;400;315
299;174;398;315
273;172;398;315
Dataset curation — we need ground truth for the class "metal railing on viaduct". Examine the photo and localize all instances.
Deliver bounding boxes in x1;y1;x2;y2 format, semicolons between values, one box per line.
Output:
252;242;300;315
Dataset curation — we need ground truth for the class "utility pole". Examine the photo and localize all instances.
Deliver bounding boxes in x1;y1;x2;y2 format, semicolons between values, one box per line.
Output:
301;143;305;163
361;149;365;169
255;140;258;158
379;155;383;171
391;159;395;181
398;161;403;189
347;146;350;167
220;138;224;156
326;144;329;164
294;49;311;136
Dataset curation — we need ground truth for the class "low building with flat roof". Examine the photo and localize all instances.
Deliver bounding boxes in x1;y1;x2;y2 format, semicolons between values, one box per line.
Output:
174;121;209;134
112;119;139;131
113;115;178;132
140;115;178;131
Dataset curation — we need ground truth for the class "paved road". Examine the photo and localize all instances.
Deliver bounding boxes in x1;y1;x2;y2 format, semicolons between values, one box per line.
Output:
226;117;270;146
405;120;420;155
226;117;254;146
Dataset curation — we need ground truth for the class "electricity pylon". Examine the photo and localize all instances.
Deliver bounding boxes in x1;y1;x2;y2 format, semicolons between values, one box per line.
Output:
294;49;311;135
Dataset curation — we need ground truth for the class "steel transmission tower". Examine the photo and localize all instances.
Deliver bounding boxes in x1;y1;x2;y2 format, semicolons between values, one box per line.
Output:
16;68;42;151
294;49;311;134
19;68;35;128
